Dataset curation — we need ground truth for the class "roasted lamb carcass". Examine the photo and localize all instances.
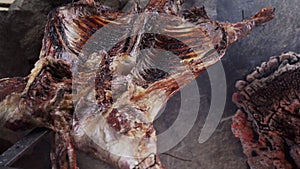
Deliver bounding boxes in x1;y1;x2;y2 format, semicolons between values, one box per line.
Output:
0;0;275;168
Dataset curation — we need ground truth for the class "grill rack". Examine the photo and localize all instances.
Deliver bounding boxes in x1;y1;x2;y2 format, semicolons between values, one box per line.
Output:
0;128;50;169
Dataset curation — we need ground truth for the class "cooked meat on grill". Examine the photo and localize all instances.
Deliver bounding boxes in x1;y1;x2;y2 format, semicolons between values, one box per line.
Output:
0;0;275;168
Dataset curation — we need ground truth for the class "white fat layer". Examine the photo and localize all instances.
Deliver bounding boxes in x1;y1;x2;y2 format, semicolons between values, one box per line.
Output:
22;58;47;95
74;113;158;168
0;93;23;127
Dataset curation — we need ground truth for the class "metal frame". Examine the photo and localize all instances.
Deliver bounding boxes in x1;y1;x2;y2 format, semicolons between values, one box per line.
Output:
0;128;49;168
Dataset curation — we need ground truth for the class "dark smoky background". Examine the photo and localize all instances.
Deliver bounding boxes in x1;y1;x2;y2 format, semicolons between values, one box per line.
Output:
0;0;299;169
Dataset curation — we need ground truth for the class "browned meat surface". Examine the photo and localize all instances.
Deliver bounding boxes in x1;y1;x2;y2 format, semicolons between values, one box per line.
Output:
232;52;300;169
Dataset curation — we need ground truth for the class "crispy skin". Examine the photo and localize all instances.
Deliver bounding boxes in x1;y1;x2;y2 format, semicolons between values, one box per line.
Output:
232;52;300;169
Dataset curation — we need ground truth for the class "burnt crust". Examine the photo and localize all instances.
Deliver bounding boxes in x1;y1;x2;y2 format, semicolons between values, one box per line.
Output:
232;52;300;169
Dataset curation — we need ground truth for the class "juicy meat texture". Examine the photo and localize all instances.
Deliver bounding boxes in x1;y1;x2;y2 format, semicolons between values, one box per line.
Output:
0;0;275;168
232;52;300;169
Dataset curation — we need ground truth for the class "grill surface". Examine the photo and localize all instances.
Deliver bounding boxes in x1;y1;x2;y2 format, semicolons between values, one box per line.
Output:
0;128;49;168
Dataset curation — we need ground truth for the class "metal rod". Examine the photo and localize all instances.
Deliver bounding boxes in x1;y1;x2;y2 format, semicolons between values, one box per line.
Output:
0;128;49;167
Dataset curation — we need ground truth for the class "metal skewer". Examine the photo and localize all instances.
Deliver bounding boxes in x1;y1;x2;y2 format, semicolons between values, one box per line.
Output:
0;128;50;168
